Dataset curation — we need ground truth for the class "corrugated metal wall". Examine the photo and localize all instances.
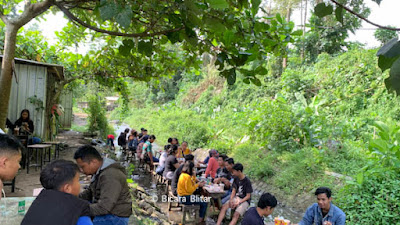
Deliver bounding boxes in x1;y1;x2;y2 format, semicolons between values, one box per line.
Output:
59;90;73;128
5;63;47;137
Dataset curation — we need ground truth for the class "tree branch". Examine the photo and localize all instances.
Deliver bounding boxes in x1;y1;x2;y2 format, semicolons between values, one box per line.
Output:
0;7;9;23
329;0;400;31
55;2;184;37
9;0;53;28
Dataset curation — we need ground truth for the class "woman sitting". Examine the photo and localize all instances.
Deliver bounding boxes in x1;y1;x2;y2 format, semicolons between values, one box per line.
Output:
156;144;169;175
177;161;207;224
177;141;191;159
163;145;180;180
14;109;34;135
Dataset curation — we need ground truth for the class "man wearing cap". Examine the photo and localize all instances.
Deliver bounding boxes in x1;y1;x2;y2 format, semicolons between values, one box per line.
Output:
205;149;219;178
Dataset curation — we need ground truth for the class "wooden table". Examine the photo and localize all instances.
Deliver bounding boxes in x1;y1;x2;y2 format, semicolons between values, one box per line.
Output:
42;141;62;160
203;184;226;217
26;144;51;174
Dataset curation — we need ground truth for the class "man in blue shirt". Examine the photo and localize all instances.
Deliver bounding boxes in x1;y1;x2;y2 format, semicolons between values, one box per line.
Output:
241;192;277;225
296;187;345;225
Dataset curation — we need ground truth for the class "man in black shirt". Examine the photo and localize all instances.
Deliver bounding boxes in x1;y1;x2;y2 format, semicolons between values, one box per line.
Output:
241;193;277;225
216;163;253;225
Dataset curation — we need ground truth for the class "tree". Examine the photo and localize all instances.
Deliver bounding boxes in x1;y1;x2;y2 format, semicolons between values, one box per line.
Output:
301;0;370;62
0;0;301;130
374;27;398;46
313;0;400;95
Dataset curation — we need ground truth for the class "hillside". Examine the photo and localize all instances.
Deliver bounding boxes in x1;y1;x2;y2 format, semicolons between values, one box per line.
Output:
113;48;400;224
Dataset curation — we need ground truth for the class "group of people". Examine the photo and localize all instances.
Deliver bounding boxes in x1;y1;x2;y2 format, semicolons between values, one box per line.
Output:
0;123;347;225
0;134;132;225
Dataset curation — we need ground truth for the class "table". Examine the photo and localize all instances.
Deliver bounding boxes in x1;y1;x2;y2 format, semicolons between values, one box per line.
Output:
26;144;51;174
203;184;226;217
42;141;62;160
0;197;35;225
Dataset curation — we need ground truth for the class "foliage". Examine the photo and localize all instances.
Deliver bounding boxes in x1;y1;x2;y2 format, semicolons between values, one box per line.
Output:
374;27;398;46
86;95;114;139
28;95;44;111
337;171;400;224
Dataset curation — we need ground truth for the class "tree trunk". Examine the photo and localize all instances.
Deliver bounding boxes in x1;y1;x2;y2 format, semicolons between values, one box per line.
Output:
282;7;292;69
0;25;19;130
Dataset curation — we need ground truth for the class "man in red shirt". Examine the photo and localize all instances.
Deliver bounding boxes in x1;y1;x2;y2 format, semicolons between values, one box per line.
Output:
107;134;115;151
205;149;219;178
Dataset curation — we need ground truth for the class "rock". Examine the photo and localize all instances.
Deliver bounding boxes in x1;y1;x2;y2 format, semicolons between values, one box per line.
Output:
137;186;146;193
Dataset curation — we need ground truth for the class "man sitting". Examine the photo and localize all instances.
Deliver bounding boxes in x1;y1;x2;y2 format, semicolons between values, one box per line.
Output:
216;163;253;225
22;160;92;225
74;145;132;225
143;135;159;170
213;154;231;208
221;157;235;204
205;149;219;178
241;192;277;225
295;187;345;225
0;134;22;201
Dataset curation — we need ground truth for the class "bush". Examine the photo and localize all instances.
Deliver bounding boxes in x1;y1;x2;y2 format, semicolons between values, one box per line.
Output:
337;172;400;224
86;95;113;139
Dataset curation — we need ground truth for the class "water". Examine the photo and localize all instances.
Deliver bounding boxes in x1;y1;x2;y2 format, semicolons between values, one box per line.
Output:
115;123;304;224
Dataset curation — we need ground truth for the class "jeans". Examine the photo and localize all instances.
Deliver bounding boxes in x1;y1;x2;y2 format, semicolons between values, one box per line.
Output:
180;195;208;218
222;189;232;204
145;156;159;162
93;215;129;225
107;138;114;147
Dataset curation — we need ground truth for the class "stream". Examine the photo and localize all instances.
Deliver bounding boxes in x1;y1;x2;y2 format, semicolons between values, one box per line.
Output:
113;123;304;224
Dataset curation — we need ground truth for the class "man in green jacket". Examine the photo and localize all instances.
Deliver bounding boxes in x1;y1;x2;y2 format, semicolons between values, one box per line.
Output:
74;145;132;225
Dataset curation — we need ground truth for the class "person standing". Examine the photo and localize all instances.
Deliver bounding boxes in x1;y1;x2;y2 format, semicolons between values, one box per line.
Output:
74;145;132;225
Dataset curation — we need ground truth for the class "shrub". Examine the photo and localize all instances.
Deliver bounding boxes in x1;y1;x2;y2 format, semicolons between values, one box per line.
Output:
86;95;113;139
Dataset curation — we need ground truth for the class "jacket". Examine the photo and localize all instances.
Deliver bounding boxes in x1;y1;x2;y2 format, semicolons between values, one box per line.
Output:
21;189;90;225
299;203;346;225
79;158;132;217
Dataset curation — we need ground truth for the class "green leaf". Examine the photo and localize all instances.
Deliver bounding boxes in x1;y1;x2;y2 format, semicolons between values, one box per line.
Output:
291;30;303;36
314;3;334;18
377;38;400;58
115;7;133;28
203;16;226;32
243;78;250;84
207;0;229;9
385;57;400;95
118;39;134;56
138;41;153;57
166;31;181;43
99;0;118;21
372;0;382;5
221;68;236;85
251;0;261;16
335;7;343;24
250;77;262;86
378;55;399;72
356;172;364;185
216;52;227;70
223;30;235;46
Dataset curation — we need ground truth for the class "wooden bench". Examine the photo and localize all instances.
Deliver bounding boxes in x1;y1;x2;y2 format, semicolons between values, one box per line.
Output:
182;204;200;224
167;191;182;211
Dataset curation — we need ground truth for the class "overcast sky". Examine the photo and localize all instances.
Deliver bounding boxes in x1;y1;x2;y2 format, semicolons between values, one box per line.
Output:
30;0;400;51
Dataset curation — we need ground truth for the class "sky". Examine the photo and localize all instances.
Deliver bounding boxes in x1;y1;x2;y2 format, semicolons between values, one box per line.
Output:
28;0;400;52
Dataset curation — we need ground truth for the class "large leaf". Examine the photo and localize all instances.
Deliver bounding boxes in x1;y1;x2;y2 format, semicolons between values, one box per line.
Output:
251;0;261;16
138;41;153;57
207;0;229;9
378;55;399;72
221;68;236;85
384;57;400;95
99;0;118;21
335;7;343;24
118;39;134;56
372;0;382;5
377;38;400;58
314;3;333;18
115;7;133;28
